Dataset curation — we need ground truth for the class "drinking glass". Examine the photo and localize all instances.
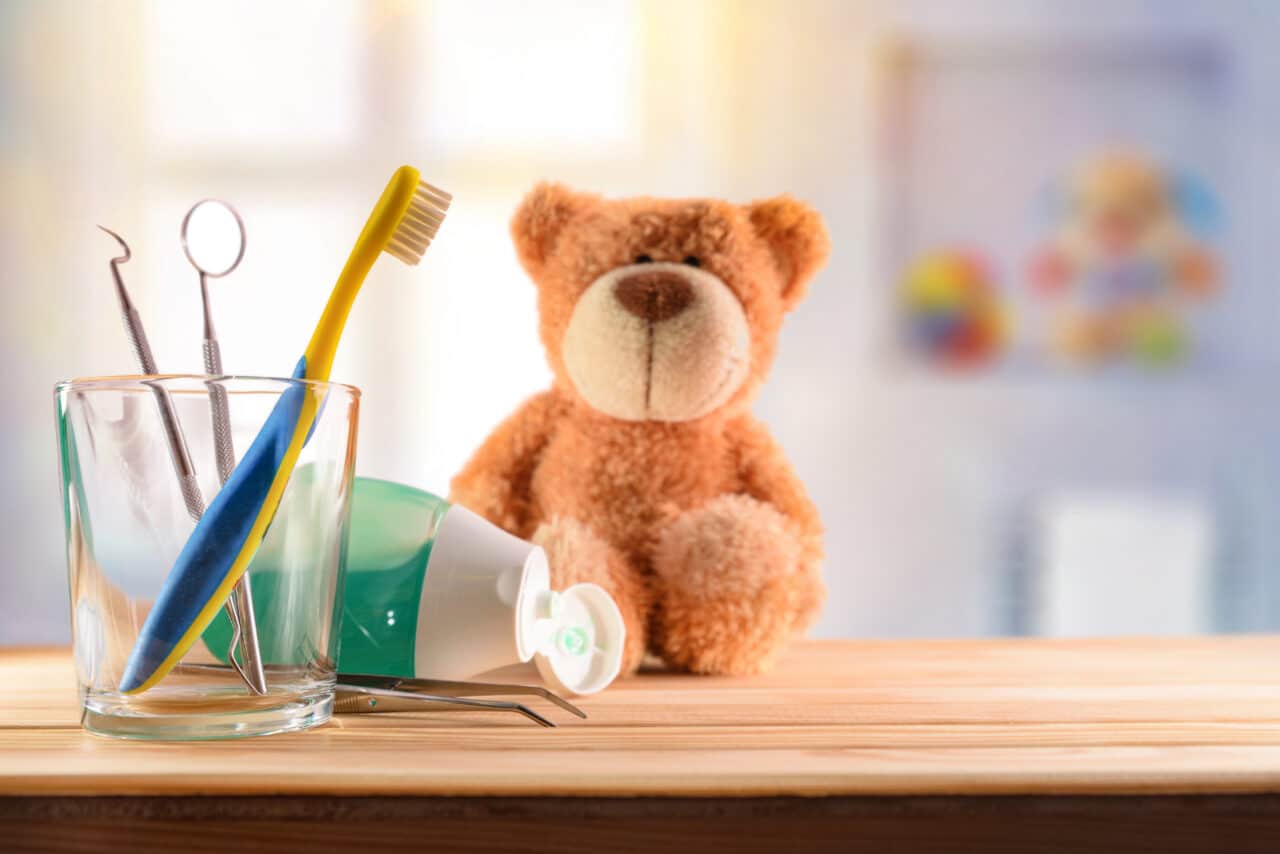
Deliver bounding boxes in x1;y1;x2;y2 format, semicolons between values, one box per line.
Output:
54;375;359;739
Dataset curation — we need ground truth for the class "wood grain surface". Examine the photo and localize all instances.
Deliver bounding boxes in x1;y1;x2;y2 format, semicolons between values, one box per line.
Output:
2;637;1280;799
3;794;1280;854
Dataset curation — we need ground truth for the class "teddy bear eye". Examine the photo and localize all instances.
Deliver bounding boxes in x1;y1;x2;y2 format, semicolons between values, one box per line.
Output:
683;256;701;268
635;254;653;264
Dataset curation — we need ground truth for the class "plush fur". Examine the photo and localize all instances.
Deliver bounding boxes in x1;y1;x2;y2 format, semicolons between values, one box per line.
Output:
451;184;829;676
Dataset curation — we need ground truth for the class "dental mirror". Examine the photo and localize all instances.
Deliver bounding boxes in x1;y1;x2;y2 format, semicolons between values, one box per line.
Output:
179;197;268;696
181;198;246;279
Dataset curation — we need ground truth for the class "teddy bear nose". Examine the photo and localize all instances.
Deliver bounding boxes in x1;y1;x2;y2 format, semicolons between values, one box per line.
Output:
614;271;695;322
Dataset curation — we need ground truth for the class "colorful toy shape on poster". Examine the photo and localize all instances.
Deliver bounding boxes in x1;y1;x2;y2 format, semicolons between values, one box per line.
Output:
1028;151;1221;368
900;249;1009;370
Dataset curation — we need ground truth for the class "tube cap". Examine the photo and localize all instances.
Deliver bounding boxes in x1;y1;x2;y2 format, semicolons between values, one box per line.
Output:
525;584;625;696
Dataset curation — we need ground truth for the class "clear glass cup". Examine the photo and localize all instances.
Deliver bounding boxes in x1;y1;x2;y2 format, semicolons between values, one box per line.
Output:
54;375;359;739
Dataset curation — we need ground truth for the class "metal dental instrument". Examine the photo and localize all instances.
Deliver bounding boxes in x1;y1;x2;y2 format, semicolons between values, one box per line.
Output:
100;227;206;517
178;200;268;697
174;662;581;726
99;225;262;696
332;685;557;728
332;672;587;726
181;199;246;484
335;674;587;719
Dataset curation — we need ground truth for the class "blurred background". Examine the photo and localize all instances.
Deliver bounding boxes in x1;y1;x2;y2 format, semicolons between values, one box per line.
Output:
5;0;1280;645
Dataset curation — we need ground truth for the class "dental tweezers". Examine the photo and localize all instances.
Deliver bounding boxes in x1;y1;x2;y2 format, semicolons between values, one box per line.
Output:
334;686;558;727
174;663;585;727
334;674;586;727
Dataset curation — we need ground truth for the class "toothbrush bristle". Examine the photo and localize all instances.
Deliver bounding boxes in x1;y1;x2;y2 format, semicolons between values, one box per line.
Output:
386;180;452;266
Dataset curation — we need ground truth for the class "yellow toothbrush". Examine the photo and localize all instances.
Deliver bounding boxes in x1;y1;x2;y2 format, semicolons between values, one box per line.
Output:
121;166;450;694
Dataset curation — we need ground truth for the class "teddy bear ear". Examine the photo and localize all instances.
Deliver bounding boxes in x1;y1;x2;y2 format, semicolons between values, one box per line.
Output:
511;182;592;273
745;195;831;310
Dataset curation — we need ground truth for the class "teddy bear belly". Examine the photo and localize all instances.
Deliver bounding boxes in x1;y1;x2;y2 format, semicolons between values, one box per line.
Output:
529;431;735;563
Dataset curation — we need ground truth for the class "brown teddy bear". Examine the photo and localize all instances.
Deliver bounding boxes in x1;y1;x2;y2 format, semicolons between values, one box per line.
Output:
450;184;829;676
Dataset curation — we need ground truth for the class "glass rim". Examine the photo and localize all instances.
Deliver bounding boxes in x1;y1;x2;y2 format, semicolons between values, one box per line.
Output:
54;373;361;398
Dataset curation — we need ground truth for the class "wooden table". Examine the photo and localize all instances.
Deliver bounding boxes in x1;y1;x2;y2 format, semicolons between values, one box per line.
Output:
3;637;1280;852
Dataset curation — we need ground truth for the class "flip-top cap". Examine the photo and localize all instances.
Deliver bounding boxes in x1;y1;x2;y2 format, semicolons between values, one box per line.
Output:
525;583;624;696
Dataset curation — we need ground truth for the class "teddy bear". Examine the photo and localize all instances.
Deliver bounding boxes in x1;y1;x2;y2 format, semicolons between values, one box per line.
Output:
450;184;829;676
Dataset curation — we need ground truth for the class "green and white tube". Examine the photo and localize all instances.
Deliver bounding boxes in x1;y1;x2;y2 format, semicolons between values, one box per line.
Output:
206;476;623;695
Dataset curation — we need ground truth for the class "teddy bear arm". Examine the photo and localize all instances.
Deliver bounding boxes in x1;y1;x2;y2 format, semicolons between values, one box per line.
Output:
448;391;559;536
728;419;823;546
649;422;825;675
733;421;825;624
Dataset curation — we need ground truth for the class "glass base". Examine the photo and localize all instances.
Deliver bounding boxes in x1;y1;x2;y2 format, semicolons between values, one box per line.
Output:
82;690;333;740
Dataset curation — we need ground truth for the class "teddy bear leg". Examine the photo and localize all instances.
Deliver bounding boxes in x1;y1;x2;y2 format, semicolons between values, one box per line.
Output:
533;517;651;676
652;495;824;676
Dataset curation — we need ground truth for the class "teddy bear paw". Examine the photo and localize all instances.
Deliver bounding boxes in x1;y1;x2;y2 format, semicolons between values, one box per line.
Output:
651;494;823;676
533;516;651;676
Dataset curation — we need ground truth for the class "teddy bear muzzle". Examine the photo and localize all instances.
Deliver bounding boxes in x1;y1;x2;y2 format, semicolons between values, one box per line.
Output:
561;262;751;423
